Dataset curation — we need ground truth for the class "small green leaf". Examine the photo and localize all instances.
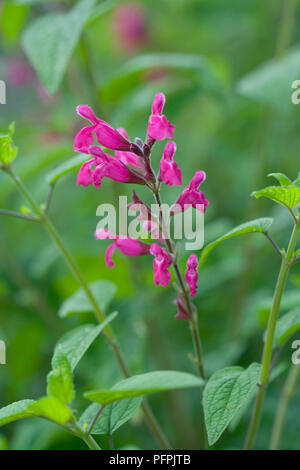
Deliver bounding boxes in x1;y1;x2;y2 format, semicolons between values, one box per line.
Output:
0;400;35;427
203;363;261;446
79;397;142;435
47;351;74;404
85;371;204;405
58;280;117;318
268;173;292;186
52;313;118;371
27;397;72;425
22;0;96;94
252;185;300;210
0;134;18;165
46;154;88;186
274;308;300;347
293;172;300;189
199;218;273;266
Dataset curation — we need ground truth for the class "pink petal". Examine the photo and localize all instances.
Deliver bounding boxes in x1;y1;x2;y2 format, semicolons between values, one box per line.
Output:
152;93;165;115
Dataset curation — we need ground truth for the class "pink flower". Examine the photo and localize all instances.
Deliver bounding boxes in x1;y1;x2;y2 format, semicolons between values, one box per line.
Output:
127;190;153;220
4;58;34;87
173;293;191;320
112;3;148;53
115;128;147;173
185;254;198;297
147;93;175;141
160;141;182;186
75;105;131;153
77;146;145;188
171;171;209;214
150;243;172;287
95;228;150;268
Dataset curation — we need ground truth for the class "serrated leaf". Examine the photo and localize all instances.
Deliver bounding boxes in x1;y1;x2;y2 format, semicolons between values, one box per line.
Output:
274;308;300;347
203;363;261;446
47;351;74;404
268;173;292;186
85;371;204;406
199;218;273;266
27;397;72;425
46;154;87;186
252;185;300;209
22;0;96;94
52;312;118;371
58;280;117;318
79;398;142;435
0;400;35;427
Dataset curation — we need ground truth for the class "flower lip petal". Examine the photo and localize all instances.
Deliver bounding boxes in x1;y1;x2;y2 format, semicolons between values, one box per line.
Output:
76;105;100;124
152;93;165;115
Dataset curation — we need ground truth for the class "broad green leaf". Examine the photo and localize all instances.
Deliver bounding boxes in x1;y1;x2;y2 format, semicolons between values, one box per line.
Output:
46;154;87;186
203;363;261;446
58;280;117;318
47;351;74;404
28;397;72;425
252;185;300;210
85;371;204;405
101;53;220;102
268;173;292;186
199;218;273;266
0;400;35;427
22;0;96;94
79;397;142;435
52;313;118;371
237;48;300;113
274;308;300;347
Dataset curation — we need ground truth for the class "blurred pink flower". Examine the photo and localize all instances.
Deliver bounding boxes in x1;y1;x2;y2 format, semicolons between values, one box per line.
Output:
95;228;150;267
171;171;209;214
77;145;145;187
160;141;182;186
173;293;191;320
185;254;198;297
147;93;175;141
150;243;172;287
113;3;148;53
4;58;34;87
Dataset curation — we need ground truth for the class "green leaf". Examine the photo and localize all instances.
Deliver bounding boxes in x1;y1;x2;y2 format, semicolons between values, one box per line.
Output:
199;218;273;266
52;313;118;371
0;134;18;165
252;185;300;210
268;173;292;186
1;1;28;45
274;308;300;347
79;398;142;435
47;351;74;404
101;53;220;102
237;48;300;113
203;363;261;446
0;400;35;427
22;0;96;94
46;154;88;186
58;280;117;318
27;397;72;425
85;371;204;405
293;172;300;189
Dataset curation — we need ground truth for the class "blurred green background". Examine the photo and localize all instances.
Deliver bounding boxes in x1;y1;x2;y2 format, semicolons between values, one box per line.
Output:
0;0;300;450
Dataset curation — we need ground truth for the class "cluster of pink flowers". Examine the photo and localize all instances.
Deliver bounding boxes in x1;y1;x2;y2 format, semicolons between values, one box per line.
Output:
74;93;209;318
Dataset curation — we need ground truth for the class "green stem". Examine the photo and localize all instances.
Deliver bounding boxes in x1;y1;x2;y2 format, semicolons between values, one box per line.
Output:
72;422;102;450
269;364;300;449
5;166;171;450
244;221;300;449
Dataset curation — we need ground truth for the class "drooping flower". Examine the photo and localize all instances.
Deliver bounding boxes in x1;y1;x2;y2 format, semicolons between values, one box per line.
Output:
75;105;132;153
150;243;172;287
147;93;175;141
77;146;145;188
185;254;199;297
173;293;191;320
95;228;150;268
160;141;182;186
112;3;148;53
170;171;209;214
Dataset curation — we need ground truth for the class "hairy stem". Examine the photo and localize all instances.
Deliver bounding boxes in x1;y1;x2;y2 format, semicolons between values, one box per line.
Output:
269;363;300;449
244;221;300;449
4;166;171;450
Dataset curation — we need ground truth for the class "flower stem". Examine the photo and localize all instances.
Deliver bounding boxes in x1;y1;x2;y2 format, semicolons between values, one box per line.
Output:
4;166;171;450
244;221;300;449
269;363;300;449
72;422;102;450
